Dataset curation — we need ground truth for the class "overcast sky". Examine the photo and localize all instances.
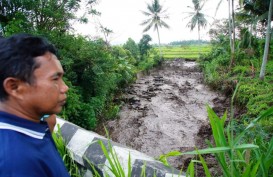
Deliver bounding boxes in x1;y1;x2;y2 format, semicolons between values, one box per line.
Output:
74;0;230;45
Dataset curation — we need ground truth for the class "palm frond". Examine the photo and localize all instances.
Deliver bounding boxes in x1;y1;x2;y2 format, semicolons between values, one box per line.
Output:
182;13;195;21
147;4;154;13
161;8;168;15
214;0;224;17
160;20;170;29
141;10;152;16
140;18;152;26
143;21;154;32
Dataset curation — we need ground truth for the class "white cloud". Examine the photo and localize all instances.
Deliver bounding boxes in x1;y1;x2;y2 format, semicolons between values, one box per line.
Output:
73;0;229;45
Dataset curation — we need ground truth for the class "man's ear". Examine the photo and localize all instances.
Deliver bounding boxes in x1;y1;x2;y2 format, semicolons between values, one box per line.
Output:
3;77;26;100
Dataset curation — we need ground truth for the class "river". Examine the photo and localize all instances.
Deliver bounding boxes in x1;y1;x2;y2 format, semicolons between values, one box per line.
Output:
103;59;228;174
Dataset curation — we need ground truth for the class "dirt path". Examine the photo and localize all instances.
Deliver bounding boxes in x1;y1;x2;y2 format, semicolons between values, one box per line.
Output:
104;59;228;172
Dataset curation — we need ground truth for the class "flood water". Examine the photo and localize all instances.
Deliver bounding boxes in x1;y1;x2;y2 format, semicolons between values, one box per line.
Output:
105;59;227;168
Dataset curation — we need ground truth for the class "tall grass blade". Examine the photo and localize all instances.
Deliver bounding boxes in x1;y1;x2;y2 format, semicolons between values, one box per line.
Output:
140;162;147;177
158;151;182;166
250;160;261;177
186;160;195;177
197;153;212;177
127;153;132;177
182;144;258;155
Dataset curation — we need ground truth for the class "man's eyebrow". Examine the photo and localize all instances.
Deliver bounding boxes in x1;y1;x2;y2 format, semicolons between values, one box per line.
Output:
52;72;64;77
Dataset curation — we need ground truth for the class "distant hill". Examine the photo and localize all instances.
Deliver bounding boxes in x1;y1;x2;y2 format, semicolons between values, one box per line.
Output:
168;40;210;46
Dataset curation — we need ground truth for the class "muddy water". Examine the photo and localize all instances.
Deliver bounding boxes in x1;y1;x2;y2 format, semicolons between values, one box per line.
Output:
105;59;227;168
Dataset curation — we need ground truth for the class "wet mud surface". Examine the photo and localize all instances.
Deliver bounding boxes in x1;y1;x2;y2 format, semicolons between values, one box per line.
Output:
103;59;229;174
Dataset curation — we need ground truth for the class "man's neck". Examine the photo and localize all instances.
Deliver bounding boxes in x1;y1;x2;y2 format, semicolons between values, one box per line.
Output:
0;101;40;123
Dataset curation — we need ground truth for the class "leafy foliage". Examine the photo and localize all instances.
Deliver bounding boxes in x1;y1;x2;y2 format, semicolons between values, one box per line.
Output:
0;0;98;35
123;38;140;62
138;34;152;61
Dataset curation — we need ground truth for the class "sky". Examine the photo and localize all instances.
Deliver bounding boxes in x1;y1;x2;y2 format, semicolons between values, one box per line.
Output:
73;0;230;45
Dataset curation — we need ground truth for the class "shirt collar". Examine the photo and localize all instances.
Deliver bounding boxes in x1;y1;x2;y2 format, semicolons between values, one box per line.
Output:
0;111;48;139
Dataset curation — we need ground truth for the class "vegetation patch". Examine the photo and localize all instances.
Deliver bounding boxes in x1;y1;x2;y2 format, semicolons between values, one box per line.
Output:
156;45;212;60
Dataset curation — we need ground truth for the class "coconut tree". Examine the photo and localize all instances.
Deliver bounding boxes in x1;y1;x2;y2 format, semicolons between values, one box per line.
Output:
140;0;169;59
184;0;209;42
259;0;273;80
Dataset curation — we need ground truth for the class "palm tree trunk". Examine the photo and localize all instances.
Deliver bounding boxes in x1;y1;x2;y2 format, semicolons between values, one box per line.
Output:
228;0;233;58
198;25;201;41
259;0;273;80
231;0;235;52
156;27;163;60
229;0;236;67
198;25;201;55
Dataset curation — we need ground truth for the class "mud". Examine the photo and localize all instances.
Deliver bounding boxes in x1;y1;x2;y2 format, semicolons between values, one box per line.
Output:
104;59;229;174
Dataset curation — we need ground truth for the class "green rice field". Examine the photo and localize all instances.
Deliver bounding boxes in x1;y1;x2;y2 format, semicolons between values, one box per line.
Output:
156;45;212;60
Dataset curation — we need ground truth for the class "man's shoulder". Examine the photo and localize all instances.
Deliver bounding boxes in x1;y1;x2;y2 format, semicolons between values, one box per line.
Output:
0;135;70;177
0;130;41;157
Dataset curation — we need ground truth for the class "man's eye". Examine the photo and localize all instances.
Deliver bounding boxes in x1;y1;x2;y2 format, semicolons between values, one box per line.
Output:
53;77;59;80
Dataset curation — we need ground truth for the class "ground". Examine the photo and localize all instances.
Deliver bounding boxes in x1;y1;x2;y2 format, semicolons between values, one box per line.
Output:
98;59;231;176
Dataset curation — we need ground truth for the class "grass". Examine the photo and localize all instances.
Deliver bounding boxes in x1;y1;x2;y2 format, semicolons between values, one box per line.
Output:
53;101;273;177
53;126;179;177
52;125;81;177
54;102;273;177
201;49;273;134
158;105;273;177
155;45;212;60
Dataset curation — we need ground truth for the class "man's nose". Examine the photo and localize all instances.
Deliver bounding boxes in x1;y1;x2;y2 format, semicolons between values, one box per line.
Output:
60;80;69;93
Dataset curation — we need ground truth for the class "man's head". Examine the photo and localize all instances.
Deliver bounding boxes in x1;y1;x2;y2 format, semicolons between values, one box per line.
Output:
0;34;57;101
0;34;68;121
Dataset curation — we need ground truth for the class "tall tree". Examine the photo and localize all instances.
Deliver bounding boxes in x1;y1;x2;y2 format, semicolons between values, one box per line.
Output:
0;0;98;35
99;23;113;46
184;0;208;42
259;0;273;80
140;0;169;59
138;34;152;60
230;0;236;66
214;0;235;66
123;38;140;61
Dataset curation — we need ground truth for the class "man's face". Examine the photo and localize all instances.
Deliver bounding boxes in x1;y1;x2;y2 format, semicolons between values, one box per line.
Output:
22;52;69;117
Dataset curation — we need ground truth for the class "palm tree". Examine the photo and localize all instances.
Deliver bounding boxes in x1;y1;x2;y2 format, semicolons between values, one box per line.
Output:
140;0;169;59
184;0;208;42
259;0;273;80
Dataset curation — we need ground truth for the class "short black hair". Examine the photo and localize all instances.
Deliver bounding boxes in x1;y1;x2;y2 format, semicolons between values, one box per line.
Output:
0;33;57;101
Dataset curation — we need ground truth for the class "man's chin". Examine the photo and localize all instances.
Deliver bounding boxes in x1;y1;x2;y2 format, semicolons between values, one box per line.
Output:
51;107;63;115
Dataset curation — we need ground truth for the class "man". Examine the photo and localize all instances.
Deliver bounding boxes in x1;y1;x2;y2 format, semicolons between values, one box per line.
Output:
0;34;70;177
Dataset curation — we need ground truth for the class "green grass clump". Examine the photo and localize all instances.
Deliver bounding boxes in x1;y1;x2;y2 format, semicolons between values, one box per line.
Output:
201;48;273;133
52;125;81;177
53;126;183;177
158;105;273;177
